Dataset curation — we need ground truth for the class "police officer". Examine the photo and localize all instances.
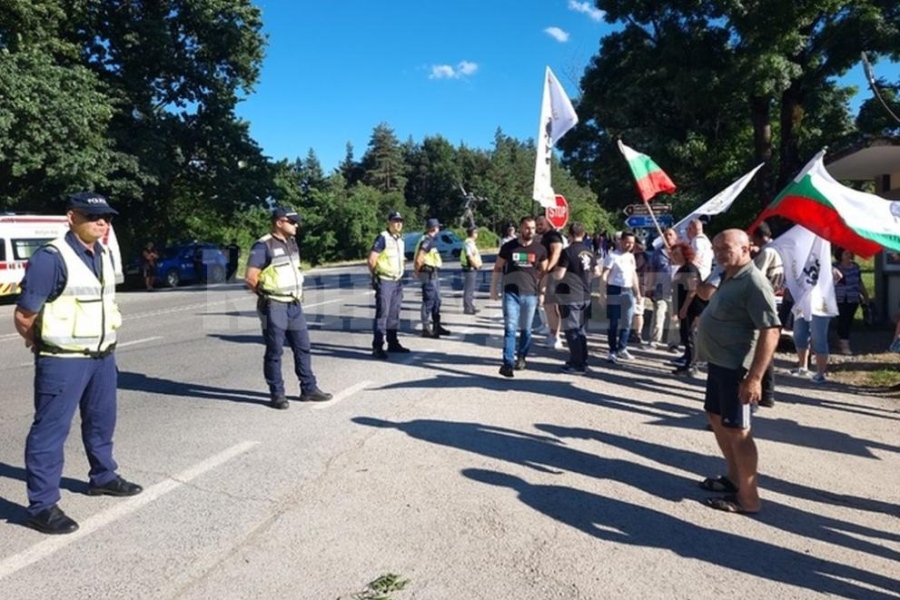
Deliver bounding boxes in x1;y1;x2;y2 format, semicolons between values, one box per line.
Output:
461;225;482;314
414;218;451;338
368;211;411;359
245;207;332;409
14;192;142;535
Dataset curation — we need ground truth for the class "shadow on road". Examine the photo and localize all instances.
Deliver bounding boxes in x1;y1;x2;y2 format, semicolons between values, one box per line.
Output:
118;371;270;406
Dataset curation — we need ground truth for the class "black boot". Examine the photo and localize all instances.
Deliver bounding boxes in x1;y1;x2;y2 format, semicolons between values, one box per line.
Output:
434;314;451;336
387;330;410;353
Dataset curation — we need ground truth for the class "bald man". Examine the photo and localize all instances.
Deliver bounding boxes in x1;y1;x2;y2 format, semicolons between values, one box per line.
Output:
695;229;780;515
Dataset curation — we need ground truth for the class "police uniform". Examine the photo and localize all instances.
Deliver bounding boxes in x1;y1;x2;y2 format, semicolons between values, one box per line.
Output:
460;226;481;314
370;211;410;359
16;192;142;535
415;219;450;338
247;207;332;409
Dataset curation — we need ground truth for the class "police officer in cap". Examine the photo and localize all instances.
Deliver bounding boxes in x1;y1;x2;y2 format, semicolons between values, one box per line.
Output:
461;225;482;314
368;210;411;359
14;192;142;535
245;207;333;409
414;218;451;338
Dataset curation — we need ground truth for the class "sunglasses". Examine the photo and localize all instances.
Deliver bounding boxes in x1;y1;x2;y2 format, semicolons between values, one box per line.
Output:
283;218;299;226
79;212;114;222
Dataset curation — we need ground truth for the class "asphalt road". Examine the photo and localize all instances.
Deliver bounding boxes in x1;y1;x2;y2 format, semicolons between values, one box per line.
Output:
0;261;897;599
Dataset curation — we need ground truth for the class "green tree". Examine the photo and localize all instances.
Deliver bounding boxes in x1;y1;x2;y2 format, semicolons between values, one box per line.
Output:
361;122;407;194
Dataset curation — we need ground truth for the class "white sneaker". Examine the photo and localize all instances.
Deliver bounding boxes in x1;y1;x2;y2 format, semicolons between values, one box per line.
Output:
618;349;635;360
606;352;618;363
552;336;565;350
788;367;811;378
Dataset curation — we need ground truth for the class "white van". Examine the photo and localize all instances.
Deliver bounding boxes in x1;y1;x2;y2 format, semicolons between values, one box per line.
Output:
403;230;465;261
0;214;124;296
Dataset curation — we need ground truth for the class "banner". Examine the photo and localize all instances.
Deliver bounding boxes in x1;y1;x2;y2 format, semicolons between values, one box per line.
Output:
532;67;578;207
769;225;838;319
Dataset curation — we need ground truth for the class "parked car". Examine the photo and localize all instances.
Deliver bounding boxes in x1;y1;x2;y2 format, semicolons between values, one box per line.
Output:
128;242;228;288
403;230;464;261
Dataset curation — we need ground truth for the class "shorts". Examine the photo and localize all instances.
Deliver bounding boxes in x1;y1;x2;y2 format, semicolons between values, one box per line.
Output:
704;363;751;430
792;315;830;355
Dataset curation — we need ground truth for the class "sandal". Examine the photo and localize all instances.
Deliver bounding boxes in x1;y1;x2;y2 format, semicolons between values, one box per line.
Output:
698;476;738;493
705;494;759;515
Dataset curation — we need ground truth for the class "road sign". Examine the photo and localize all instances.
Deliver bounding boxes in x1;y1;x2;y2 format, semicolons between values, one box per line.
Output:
624;204;672;216
625;214;674;229
545;194;569;230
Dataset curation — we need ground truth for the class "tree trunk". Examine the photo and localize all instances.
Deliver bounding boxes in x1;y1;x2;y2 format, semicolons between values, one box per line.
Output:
750;95;774;208
779;83;805;191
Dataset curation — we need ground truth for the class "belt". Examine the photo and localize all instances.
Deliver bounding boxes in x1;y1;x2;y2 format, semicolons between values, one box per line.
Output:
40;343;117;358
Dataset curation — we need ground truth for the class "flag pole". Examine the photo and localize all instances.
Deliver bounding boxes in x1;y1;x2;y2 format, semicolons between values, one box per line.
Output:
640;195;668;246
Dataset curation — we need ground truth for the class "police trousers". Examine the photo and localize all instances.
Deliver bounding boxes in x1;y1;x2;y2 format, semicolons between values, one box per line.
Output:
26;354;119;515
373;278;404;348
259;298;317;399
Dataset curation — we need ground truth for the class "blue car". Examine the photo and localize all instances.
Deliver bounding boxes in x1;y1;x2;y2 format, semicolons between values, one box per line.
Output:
152;242;228;288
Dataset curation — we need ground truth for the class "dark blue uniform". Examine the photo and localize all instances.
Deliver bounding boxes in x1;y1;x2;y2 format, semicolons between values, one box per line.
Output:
370;234;404;351
418;235;442;329
18;232;120;516
247;237;318;400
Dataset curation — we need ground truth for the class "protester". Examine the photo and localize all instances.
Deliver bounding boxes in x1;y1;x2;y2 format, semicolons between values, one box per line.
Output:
647;228;679;349
141;241;158;291
552;222;596;374
688;219;713;280
600;231;641;363
491;216;548;378
695;229;780;515
832;247;870;355
670;243;706;376
535;215;565;349
750;221;784;408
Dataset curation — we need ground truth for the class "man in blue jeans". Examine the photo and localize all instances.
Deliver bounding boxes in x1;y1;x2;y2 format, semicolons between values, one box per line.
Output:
490;216;548;377
600;231;642;363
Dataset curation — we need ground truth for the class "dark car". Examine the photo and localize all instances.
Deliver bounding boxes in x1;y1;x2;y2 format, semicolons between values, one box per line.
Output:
144;242;228;288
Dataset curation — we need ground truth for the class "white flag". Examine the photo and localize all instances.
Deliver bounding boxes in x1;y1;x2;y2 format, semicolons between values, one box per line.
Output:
769;225;838;320
533;66;579;207
655;163;763;248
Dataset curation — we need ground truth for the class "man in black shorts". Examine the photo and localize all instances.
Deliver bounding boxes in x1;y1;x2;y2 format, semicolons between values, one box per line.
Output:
695;229;780;515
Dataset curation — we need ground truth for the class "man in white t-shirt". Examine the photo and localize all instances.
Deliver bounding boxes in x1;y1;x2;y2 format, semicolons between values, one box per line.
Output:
600;231;642;363
688;219;713;280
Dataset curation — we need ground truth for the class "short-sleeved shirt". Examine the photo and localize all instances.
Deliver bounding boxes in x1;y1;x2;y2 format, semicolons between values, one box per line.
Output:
752;244;784;290
540;230;564;266
696;261;781;370
602;250;636;288
17;231;106;313
673;262;707;318
555;240;595;304
691;234;713;280
247;234;300;271
499;238;547;296
649;248;674;297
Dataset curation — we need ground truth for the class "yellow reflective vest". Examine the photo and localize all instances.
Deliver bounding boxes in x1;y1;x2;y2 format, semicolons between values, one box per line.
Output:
38;236;121;357
460;238;480;270
256;234;304;302
416;234;443;269
373;231;405;280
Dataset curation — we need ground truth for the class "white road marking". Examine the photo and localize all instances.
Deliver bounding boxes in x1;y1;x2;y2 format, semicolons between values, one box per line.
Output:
0;440;259;580
0;333;20;341
312;380;371;409
117;336;162;348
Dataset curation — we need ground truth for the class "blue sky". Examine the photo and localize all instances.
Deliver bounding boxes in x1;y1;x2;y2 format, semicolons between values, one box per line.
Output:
236;1;899;172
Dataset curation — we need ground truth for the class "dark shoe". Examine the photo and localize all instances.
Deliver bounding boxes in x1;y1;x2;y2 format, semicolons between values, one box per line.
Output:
372;348;389;360
514;358;527;371
436;325;452;335
421;325;439;338
270;395;290;410
561;364;587;375
299;388;333;402
386;344;410;353
463;308;479;315
499;365;514;378
758;397;775;408
88;476;143;497
27;505;79;535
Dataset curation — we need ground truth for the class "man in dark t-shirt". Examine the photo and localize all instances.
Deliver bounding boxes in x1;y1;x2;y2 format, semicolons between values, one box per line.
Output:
553;222;596;373
490;216;548;377
536;215;565;348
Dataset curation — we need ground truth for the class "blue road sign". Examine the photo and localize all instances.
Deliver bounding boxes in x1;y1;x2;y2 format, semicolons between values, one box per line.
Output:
625;214;674;229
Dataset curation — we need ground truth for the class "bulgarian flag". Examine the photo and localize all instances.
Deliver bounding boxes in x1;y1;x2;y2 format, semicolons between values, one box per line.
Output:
751;150;900;258
617;140;677;202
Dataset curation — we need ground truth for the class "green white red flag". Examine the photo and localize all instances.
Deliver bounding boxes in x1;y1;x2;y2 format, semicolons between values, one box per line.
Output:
617;140;676;202
750;150;900;258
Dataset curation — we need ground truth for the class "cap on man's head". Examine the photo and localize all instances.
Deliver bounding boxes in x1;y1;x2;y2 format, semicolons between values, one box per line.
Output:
388;210;404;222
466;225;478;234
272;206;300;222
425;218;441;229
67;192;118;216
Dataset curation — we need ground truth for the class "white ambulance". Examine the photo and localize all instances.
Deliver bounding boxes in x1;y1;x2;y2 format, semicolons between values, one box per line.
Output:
0;214;124;297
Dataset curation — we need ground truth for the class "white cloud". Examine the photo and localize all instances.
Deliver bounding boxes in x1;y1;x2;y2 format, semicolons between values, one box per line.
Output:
568;0;605;22
429;61;479;80
544;26;570;43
